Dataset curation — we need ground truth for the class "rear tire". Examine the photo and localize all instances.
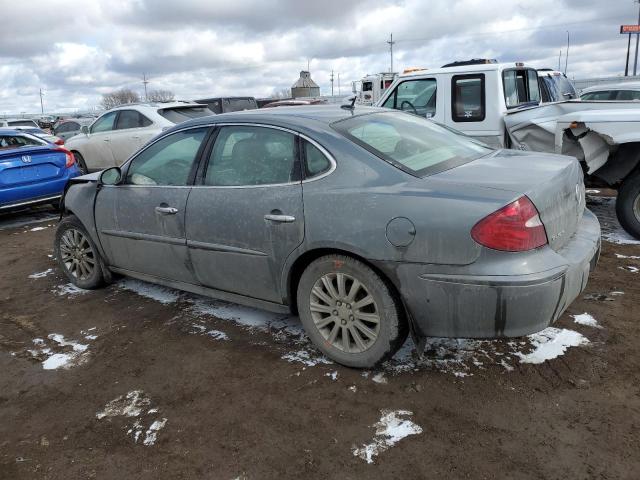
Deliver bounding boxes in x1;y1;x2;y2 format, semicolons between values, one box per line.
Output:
616;171;640;240
72;151;88;175
296;254;408;368
54;215;106;289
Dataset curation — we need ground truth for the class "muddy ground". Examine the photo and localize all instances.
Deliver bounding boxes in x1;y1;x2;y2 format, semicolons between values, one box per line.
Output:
0;196;639;480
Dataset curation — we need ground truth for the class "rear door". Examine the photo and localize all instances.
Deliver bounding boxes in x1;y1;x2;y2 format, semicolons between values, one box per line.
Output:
185;124;304;303
94;127;210;283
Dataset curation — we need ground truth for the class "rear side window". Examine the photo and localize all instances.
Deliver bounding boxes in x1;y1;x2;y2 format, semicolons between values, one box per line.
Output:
303;140;331;178
503;69;540;108
581;91;614;101
616;90;640;100
115;110;152;130
204;126;299;186
382;79;437;118
452;74;485;122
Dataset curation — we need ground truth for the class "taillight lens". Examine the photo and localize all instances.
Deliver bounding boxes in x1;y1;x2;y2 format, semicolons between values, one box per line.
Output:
54;138;64;145
471;196;548;252
54;147;75;168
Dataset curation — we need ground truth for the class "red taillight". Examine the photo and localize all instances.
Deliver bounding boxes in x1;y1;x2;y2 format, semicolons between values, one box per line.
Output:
471;196;548;252
54;138;65;145
54;147;75;168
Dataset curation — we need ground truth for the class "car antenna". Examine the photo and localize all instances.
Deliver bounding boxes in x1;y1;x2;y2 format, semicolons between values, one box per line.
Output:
341;95;356;110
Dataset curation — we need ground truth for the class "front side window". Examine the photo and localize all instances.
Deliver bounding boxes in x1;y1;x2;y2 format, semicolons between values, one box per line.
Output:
204;126;298;186
382;79;437;118
333;111;491;177
126;128;208;186
503;69;540;108
91;112;118;133
452;74;485;122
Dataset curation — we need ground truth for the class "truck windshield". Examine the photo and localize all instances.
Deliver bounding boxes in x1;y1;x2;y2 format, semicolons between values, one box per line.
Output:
332;111;492;177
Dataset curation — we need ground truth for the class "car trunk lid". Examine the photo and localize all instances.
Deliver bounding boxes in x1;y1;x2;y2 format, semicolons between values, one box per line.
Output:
430;150;585;251
0;146;67;188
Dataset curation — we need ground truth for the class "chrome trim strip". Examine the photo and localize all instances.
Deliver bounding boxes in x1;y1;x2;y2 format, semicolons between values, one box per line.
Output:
187;240;268;256
101;229;185;246
0;195;60;210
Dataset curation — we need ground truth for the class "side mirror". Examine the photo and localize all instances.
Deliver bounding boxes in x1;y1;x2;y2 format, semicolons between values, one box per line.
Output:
81;125;89;135
99;167;122;185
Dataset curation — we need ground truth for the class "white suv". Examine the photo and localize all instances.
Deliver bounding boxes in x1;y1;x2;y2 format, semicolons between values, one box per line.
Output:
65;102;213;172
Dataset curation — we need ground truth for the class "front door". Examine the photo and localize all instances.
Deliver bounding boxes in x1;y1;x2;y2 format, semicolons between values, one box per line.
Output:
186;125;304;303
95;127;210;283
84;111;118;170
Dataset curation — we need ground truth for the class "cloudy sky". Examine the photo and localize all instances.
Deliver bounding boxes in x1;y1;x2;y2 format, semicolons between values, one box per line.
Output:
1;0;638;115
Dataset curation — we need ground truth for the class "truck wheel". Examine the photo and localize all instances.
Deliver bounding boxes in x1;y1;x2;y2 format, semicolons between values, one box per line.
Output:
54;215;106;289
296;255;408;368
616;171;640;240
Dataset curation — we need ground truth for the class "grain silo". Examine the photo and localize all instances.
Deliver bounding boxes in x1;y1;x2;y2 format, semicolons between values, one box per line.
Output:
291;71;320;98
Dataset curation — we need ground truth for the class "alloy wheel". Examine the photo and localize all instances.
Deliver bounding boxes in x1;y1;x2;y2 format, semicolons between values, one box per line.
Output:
309;273;381;353
59;228;96;281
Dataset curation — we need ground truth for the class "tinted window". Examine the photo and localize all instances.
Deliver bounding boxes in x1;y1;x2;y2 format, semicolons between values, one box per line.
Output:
581;91;614;100
55;122;79;133
304;141;331;178
8;120;39;127
115;110;152;130
204;126;298;186
616;90;640;100
222;98;257;112
126;128;208;186
158;106;213;124
452;74;485;122
91;112;117;133
0;134;45;149
503;69;540;108
333;112;491;177
383;79;437;118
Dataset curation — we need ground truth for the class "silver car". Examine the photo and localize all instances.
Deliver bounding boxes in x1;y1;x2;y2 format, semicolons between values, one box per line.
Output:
54;106;601;368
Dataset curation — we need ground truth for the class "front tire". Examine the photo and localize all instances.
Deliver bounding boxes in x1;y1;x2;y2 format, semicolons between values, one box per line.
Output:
616;171;640;240
72;151;88;175
54;215;105;289
296;255;408;368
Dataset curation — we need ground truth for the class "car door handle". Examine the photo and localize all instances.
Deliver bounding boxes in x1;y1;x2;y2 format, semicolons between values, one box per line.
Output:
155;206;178;215
264;214;295;223
103;138;110;142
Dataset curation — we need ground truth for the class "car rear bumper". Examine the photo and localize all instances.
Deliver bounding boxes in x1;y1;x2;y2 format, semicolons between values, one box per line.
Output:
390;208;601;338
0;167;79;210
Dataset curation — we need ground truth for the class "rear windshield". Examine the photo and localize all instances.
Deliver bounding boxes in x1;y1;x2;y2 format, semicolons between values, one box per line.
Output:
8;120;38;127
158;106;213;124
0;133;46;149
332;111;492;177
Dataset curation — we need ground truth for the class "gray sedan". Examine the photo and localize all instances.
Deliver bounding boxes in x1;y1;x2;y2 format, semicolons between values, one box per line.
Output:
54;106;601;368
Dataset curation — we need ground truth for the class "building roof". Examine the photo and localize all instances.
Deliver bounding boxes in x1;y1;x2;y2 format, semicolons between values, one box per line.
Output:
292;71;319;89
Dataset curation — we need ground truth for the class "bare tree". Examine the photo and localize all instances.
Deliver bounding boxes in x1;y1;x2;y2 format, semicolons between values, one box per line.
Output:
147;89;175;102
271;87;291;99
101;88;140;110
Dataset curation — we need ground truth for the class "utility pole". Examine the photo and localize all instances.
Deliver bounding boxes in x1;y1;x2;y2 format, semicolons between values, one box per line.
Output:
39;88;44;114
564;31;570;74
330;70;334;96
387;33;395;73
558;50;562;71
626;32;632;76
142;73;149;101
634;0;640;76
338;73;341;95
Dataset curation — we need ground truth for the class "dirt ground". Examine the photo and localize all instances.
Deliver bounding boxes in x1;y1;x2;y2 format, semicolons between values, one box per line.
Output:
1;196;639;480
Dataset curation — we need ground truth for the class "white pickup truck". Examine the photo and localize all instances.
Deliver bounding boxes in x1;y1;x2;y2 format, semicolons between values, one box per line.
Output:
377;60;640;239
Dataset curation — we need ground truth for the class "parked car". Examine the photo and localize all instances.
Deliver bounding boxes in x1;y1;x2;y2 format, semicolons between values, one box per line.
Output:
64;102;214;173
38;115;56;130
55;106;600;368
580;82;640;101
12;126;64;145
53;118;94;142
194;97;257;113
0;129;80;210
1;119;40;129
262;99;328;108
537;69;578;102
377;60;640;239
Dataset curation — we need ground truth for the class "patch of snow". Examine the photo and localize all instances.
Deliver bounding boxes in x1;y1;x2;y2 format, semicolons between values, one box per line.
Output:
371;372;387;384
143;418;167;446
118;279;180;304
53;283;90;296
31;334;91;370
281;349;332;367
615;253;640;260
348;385;357;393
206;329;229;341
29;226;48;232
585;189;600;194
611;291;625;296
604;232;640;245
42;353;75;370
325;371;338;381
572;313;602;329
516;328;589;364
619;266;639;273
28;268;54;279
96;390;151;419
353;410;422;464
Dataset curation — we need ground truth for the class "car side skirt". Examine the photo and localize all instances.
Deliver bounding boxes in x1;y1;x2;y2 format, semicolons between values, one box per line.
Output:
109;267;291;315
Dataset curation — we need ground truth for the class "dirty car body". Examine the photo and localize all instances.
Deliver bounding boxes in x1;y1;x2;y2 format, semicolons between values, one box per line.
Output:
58;106;600;367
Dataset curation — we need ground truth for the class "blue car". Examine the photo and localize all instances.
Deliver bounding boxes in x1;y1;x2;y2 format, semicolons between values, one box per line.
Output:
0;129;81;210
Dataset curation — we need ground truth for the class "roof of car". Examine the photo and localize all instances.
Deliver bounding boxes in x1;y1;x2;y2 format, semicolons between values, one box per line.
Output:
581;82;640;93
397;62;533;79
105;101;207;112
